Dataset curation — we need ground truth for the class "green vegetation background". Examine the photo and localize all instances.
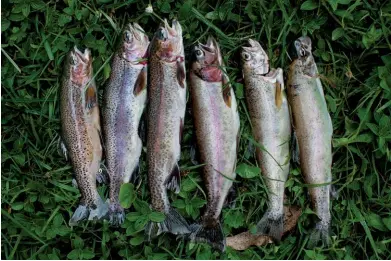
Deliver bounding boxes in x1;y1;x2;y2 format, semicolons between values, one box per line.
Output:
1;0;391;259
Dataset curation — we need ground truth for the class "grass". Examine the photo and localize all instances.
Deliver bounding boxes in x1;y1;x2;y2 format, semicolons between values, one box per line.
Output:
1;0;391;259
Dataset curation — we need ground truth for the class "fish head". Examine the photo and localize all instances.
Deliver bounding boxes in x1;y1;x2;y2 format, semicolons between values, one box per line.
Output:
68;46;92;86
294;36;312;59
241;39;269;75
191;36;223;82
150;19;183;62
121;23;150;64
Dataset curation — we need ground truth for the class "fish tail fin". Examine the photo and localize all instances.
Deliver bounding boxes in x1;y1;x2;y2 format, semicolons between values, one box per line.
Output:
189;219;226;252
69;196;109;226
109;202;125;226
145;207;190;241
307;222;331;248
256;209;284;242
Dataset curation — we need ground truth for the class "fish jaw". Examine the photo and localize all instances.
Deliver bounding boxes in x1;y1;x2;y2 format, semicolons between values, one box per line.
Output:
294;36;312;58
68;46;92;86
150;19;184;62
241;39;269;75
121;23;150;64
191;36;224;82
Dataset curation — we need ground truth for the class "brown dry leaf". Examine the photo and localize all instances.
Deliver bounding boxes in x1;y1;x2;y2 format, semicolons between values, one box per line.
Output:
226;205;301;251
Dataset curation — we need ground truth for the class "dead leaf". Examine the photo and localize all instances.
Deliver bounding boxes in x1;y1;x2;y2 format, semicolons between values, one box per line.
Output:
226;205;301;251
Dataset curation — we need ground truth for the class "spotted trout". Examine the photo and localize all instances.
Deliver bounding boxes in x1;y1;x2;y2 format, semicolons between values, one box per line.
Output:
102;23;149;226
241;39;291;242
60;46;108;226
145;19;189;239
287;36;333;247
189;37;240;252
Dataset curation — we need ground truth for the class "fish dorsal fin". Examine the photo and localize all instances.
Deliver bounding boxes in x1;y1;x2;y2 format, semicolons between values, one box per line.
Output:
134;66;147;96
85;84;97;110
164;164;181;193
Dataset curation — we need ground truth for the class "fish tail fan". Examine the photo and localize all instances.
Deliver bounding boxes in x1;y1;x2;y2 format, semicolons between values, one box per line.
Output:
69;197;109;226
256;209;284;242
88;196;109;221
189;220;226;252
307;221;331;248
145;207;190;241
69;204;89;226
108;202;125;226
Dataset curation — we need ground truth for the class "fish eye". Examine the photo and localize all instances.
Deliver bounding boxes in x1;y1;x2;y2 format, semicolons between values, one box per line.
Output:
242;52;251;61
195;49;204;58
156;28;166;41
124;31;132;43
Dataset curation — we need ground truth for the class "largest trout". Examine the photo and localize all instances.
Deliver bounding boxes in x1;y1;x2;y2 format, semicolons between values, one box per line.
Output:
189;37;240;252
145;19;190;239
61;46;108;225
102;23;149;226
287;36;333;247
241;39;291;242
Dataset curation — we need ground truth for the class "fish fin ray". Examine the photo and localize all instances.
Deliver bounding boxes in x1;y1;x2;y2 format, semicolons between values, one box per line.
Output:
256;209;284;242
177;59;186;88
164;164;181;193
179;117;184;142
275;81;283;109
291;130;300;164
85;85;98;110
145;207;190;241
69;197;109;226
109;203;125;226
223;185;237;209
134;66;147;96
307;222;331;248
189;221;226;252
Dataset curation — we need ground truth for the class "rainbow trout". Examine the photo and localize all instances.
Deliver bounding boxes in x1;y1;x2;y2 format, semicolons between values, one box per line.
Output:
287;36;333;247
102;23;149;226
189;37;240;251
145;19;189;239
241;39;291;242
60;46;108;226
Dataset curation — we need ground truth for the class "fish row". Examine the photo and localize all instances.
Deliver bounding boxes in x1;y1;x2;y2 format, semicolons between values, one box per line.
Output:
60;20;333;251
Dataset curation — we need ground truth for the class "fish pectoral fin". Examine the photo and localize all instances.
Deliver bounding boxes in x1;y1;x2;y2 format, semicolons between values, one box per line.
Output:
85;85;98;110
130;163;141;185
222;86;232;108
138;109;147;144
58;137;68;161
291;130;300;164
164;164;181;193
275;81;283;109
179;117;184;142
177;59;186;88
134;66;147;96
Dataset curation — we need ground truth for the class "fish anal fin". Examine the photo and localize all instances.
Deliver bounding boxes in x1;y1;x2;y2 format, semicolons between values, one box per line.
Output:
164;164;181;193
223;185;236;208
134;66;147;96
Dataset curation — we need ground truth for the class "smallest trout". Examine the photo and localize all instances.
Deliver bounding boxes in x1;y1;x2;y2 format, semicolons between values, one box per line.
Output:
241;39;291;242
61;46;108;225
287;36;333;247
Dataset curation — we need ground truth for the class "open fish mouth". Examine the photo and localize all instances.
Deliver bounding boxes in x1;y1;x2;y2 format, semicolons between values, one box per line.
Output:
72;46;91;64
294;36;312;58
